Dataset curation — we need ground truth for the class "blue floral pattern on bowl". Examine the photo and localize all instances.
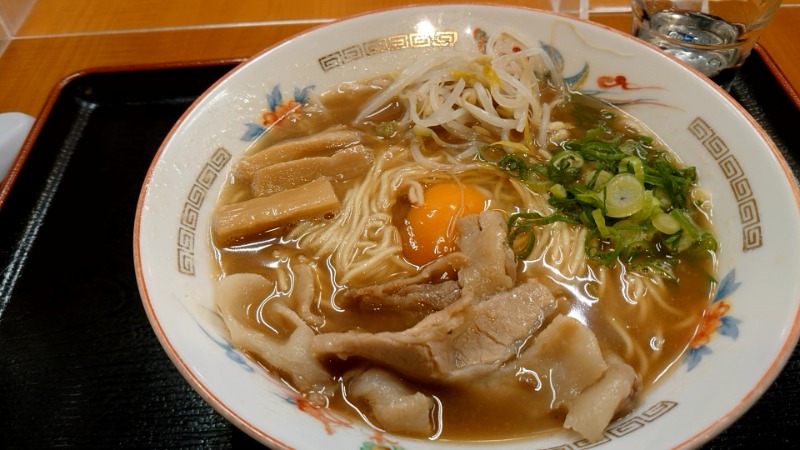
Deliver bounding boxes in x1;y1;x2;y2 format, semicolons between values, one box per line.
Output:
685;269;741;370
242;84;315;141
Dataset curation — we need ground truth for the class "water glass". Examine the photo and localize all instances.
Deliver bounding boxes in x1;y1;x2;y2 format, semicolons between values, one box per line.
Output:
630;0;782;87
549;0;591;19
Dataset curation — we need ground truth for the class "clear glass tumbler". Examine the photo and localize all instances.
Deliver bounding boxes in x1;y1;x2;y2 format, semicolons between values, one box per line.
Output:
630;0;782;88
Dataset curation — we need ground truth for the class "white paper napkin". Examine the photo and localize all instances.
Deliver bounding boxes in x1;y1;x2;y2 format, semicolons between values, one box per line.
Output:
0;112;35;181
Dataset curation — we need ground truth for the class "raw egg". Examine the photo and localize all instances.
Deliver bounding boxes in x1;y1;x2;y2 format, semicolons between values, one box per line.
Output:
401;182;488;266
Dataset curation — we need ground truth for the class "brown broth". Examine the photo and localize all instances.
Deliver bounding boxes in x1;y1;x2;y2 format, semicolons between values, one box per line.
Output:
211;75;716;441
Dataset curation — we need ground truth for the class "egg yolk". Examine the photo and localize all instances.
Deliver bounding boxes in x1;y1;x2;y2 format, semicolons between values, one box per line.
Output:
401;183;488;266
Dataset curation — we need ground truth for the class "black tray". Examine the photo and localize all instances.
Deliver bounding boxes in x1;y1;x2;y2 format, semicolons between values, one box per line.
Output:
1;52;798;449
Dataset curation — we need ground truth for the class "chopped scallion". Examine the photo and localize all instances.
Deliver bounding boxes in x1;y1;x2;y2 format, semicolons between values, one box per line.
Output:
604;173;645;218
478;123;716;273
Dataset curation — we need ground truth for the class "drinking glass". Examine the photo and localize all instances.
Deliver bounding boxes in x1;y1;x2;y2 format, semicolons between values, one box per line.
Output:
550;0;592;19
630;0;782;88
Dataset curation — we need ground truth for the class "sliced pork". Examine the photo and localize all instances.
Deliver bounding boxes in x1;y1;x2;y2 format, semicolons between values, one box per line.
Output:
216;273;336;394
337;210;515;313
216;210;642;443
455;210;517;299
516;315;640;441
563;354;640;441
346;367;436;436
344;280;461;313
289;262;324;327
312;278;558;383
338;252;467;312
515;314;608;408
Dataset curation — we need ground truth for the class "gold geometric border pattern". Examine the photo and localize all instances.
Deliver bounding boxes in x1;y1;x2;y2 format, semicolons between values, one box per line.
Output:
541;401;678;449
318;31;458;72
688;117;762;251
177;147;232;275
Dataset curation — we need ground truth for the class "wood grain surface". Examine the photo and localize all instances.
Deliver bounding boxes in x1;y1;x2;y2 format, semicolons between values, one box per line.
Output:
0;0;797;118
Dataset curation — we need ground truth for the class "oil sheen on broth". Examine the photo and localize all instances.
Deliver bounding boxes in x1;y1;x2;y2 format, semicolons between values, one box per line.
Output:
211;42;716;442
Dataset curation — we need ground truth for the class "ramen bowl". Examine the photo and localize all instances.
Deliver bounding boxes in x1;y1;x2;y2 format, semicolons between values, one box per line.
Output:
134;4;800;449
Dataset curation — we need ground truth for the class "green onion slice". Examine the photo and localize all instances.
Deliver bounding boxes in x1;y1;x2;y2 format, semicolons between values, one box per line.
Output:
604;173;645;218
652;211;681;234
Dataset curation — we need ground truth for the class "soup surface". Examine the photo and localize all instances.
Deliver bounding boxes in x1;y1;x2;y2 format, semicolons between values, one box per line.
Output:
210;33;717;442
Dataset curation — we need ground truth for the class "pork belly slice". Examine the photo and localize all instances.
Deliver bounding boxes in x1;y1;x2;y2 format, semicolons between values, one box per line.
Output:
236;128;362;180
216;273;335;395
312;278;558;383
289;262;324;328
341;210;516;313
346;367;435;436
516;315;640;441
563;355;640;442
515;314;608;409
250;144;374;197
339;252;467;312
345;280;461;313
456;210;517;300
212;177;339;246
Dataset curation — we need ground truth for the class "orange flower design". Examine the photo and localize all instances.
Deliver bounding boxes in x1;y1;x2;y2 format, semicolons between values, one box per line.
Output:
282;393;351;435
690;300;731;349
597;74;661;90
261;99;302;127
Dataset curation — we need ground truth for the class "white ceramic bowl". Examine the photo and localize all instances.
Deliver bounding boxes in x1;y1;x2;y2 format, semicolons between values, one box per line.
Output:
134;4;800;449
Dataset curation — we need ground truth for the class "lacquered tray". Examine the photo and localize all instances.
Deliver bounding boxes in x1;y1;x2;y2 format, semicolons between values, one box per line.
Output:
0;52;798;449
